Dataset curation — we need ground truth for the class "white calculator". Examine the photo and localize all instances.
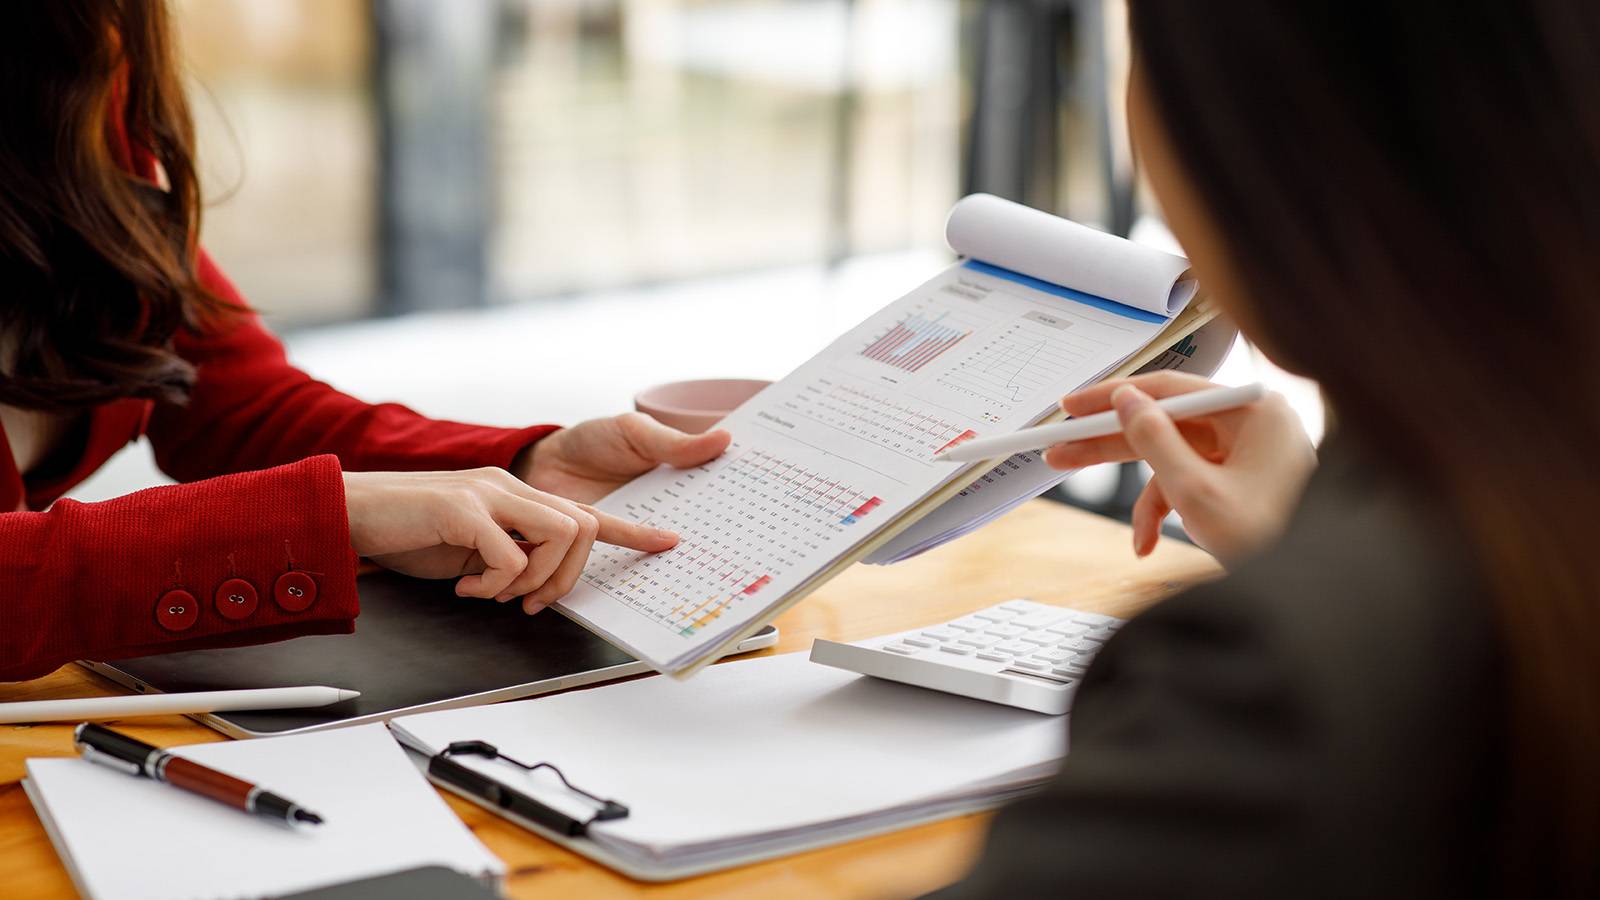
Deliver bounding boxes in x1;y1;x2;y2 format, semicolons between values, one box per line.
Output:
809;599;1124;715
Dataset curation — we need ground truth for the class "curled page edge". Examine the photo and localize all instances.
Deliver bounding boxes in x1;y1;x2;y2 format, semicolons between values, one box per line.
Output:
945;193;1196;318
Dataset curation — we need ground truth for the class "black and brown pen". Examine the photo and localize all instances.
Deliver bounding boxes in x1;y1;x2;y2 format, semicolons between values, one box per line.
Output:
73;722;324;826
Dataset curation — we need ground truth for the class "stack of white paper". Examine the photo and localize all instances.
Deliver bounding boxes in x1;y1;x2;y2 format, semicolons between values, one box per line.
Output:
23;724;503;900
391;653;1066;877
557;194;1211;674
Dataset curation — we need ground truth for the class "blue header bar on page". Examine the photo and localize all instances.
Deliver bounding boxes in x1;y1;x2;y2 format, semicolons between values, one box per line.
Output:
961;260;1169;324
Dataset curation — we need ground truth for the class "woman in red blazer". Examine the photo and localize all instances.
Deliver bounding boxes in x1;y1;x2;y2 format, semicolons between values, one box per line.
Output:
0;2;728;681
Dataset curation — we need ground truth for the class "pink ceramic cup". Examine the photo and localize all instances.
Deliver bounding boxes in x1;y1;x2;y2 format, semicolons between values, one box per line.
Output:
634;379;772;434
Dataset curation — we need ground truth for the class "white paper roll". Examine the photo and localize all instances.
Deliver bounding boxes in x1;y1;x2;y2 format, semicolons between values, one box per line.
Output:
945;193;1197;317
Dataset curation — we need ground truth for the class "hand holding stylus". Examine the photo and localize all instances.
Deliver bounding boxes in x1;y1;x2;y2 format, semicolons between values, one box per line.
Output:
1043;373;1317;564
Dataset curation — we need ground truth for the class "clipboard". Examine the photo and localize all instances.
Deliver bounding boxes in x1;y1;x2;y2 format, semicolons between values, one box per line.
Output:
396;734;1033;882
386;652;1069;883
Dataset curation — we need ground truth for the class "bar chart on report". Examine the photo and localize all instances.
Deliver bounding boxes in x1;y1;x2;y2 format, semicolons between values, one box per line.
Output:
579;447;887;637
860;309;975;373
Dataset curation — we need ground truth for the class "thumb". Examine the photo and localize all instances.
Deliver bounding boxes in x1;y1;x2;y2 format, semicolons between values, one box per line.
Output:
1111;385;1207;486
626;415;732;468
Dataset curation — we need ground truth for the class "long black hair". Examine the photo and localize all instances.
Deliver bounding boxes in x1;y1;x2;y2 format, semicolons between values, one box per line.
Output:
0;1;237;412
1129;2;1600;894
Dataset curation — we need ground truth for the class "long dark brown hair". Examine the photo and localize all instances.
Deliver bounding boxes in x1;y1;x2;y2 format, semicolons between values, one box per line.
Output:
1130;1;1600;893
0;0;235;411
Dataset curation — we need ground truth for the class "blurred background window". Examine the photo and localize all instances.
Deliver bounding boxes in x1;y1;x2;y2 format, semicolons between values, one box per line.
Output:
174;0;377;325
176;0;967;325
170;0;1144;325
490;0;963;301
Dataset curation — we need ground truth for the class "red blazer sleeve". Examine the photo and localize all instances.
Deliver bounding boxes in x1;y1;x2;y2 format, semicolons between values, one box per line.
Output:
0;456;358;682
146;251;557;481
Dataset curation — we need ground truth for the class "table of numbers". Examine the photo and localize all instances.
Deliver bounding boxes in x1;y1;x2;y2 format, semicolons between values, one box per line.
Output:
580;446;885;638
780;378;978;462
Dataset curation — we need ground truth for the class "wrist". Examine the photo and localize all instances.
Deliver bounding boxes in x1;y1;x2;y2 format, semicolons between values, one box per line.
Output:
341;471;374;556
511;442;539;483
512;427;562;485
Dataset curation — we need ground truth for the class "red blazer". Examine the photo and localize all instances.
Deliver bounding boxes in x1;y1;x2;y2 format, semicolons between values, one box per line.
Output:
0;103;555;680
0;257;556;682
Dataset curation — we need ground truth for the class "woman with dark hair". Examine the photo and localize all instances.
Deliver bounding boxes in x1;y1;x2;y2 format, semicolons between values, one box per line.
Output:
938;2;1598;897
0;2;729;682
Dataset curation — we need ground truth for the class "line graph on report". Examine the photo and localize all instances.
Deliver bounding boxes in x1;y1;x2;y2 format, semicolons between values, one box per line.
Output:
937;313;1109;407
859;307;979;373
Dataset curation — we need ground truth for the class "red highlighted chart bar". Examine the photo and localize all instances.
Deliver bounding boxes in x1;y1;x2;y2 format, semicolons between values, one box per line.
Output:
934;430;979;456
840;496;884;526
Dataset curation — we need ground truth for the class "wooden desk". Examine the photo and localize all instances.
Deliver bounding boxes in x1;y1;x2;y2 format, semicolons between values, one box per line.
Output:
0;500;1220;899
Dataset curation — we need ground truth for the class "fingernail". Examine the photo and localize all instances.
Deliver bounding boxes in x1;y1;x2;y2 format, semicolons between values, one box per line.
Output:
1111;385;1151;417
495;593;513;603
654;528;678;543
523;599;547;615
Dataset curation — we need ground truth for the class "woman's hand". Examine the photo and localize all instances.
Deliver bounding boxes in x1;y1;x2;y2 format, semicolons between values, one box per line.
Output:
343;468;679;613
515;412;731;503
1044;372;1316;566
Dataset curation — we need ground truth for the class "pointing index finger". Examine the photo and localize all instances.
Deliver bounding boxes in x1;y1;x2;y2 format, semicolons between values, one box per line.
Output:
585;504;679;553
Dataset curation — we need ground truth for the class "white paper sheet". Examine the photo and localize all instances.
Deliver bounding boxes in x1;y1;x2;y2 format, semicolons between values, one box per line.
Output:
391;653;1065;865
24;724;502;900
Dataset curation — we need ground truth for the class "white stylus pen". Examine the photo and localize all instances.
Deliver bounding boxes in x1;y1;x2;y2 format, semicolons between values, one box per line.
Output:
0;686;361;724
938;383;1267;463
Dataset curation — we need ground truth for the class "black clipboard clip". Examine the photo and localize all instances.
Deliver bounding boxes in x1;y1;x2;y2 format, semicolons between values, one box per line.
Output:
427;740;629;837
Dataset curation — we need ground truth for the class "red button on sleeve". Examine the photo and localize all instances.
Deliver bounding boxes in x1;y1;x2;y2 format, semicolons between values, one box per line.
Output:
155;590;199;632
214;577;259;621
273;571;317;612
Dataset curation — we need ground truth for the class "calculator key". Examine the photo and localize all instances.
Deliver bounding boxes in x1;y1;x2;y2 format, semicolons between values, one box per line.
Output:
995;640;1034;654
1018;631;1055;645
940;644;974;656
1013;659;1050;671
1078;634;1107;647
958;634;1001;648
1035;648;1076;662
974;608;1019;621
1046;624;1089;638
902;636;936;648
976;650;1012;662
1058;663;1090;678
1071;616;1105;626
1010;609;1068;628
1000;600;1036;612
946;617;986;632
986;624;1027;638
882;643;920;655
921;628;959;641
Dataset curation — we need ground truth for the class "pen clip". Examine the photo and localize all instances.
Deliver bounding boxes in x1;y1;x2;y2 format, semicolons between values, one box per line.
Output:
77;742;144;776
429;739;629;837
